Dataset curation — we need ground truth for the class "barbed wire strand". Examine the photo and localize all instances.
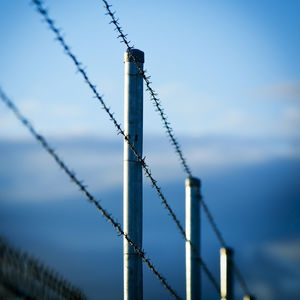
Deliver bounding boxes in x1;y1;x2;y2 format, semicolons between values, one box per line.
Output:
101;0;250;295
0;87;181;300
233;263;250;296
199;196;226;248
31;0;221;294
0;237;86;299
102;0;192;178
198;194;249;294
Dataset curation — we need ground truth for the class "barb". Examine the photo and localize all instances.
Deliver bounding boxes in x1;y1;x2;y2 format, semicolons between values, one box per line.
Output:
0;237;86;300
31;0;220;293
0;87;181;300
102;0;251;295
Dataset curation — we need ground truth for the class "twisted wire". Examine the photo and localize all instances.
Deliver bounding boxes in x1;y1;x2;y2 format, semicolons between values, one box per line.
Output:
31;0;220;293
31;0;185;264
233;263;250;296
102;0;192;178
102;0;250;295
0;87;181;300
199;197;226;248
199;197;250;294
0;237;86;299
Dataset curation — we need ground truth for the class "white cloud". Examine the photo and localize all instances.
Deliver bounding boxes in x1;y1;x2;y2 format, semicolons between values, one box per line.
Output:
277;106;300;137
258;80;300;102
0;139;123;203
282;106;300;125
262;239;300;295
1;133;299;203
248;281;274;300
143;135;300;180
0;97;115;139
151;80;300;139
265;239;300;264
3;78;300;143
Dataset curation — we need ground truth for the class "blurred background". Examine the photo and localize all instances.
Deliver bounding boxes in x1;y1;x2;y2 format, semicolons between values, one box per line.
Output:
0;0;299;299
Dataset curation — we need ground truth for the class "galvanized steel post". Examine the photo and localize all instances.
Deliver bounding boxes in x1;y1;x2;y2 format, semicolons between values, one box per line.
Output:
220;248;234;300
185;177;201;300
123;48;144;300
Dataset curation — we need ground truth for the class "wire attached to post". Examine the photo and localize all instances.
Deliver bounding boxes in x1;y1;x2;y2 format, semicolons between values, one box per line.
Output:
0;87;181;300
101;0;251;296
31;0;220;294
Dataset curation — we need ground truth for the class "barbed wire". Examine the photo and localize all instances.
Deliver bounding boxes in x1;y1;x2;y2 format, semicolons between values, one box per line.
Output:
102;0;192;178
199;196;226;248
0;87;181;300
233;263;250;296
31;0;220;294
0;237;86;300
101;0;251;295
199;196;249;294
199;195;250;293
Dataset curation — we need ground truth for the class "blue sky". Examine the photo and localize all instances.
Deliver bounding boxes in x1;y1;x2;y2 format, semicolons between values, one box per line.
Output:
0;0;299;139
0;1;300;299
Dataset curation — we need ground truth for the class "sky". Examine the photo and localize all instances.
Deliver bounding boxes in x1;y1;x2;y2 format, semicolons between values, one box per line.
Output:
0;0;300;299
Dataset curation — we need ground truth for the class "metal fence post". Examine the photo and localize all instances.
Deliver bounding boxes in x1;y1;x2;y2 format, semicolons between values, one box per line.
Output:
185;177;201;300
123;48;144;300
220;248;234;300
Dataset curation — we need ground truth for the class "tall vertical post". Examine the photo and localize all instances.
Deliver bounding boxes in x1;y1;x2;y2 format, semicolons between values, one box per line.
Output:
123;48;144;300
185;177;201;300
220;248;234;300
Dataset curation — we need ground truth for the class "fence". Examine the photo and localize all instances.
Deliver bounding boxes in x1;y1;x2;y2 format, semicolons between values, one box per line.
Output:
0;238;86;300
0;1;256;299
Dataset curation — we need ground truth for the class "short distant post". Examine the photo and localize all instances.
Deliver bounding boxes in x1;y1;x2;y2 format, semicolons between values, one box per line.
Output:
123;48;144;300
243;295;255;300
185;177;201;300
220;248;234;300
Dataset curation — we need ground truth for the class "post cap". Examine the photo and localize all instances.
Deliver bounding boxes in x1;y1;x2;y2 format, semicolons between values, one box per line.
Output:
220;247;234;256
185;177;201;187
124;48;144;63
